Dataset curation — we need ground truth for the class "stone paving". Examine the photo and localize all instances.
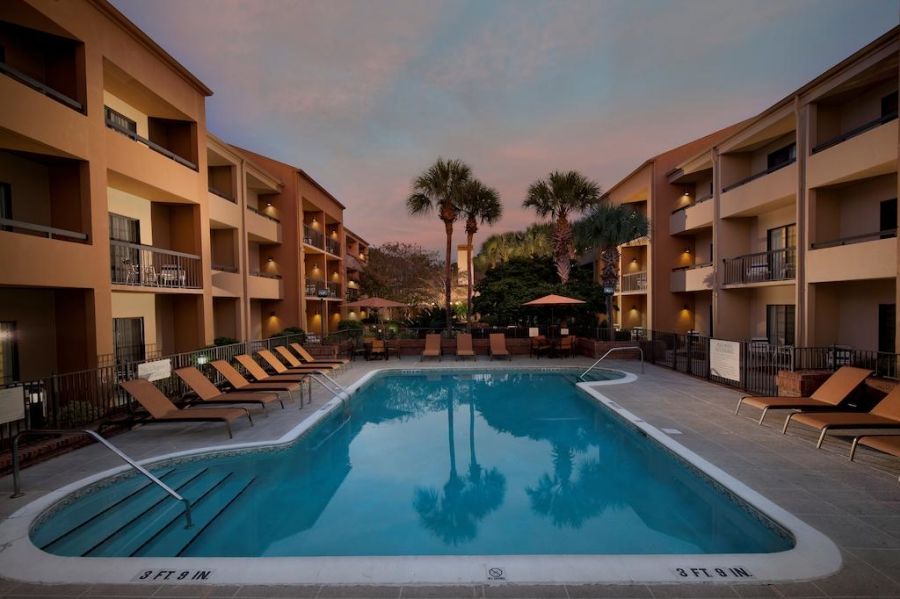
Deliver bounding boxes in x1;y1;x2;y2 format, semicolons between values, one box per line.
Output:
0;357;898;598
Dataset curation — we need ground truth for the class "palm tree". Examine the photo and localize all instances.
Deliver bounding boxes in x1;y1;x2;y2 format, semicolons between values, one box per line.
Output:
523;171;601;284
407;158;472;331
574;202;650;332
455;179;502;324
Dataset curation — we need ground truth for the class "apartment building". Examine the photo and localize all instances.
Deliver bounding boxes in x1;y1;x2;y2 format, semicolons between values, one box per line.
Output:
605;26;899;354
0;0;368;383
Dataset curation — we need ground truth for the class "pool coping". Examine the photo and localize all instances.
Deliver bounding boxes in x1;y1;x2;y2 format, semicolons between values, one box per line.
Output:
0;366;841;586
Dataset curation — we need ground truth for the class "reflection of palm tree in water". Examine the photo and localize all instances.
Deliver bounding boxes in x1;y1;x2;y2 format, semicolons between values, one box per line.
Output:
413;384;505;545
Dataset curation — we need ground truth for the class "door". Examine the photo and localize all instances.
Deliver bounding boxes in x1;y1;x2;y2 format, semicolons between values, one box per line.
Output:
113;317;145;364
767;224;796;278
880;198;897;239
109;213;141;284
766;305;795;346
0;322;18;384
878;304;896;354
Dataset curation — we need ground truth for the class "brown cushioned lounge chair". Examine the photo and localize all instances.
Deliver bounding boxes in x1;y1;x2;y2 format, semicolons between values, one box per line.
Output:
850;435;900;481
456;334;475;360
175;366;284;410
120;378;251;439
490;333;511;360
368;339;387;360
257;349;328;376
235;354;311;384
210;360;306;406
275;346;340;371
783;383;900;448
421;334;441;361
290;343;349;366
735;366;872;424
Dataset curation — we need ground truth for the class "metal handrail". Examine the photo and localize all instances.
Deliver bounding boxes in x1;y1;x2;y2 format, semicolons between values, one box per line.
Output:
11;429;193;528
0;61;84;111
0;218;88;241
580;346;644;379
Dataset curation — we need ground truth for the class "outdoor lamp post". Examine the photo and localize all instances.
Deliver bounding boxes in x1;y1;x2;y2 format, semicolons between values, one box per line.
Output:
317;288;329;339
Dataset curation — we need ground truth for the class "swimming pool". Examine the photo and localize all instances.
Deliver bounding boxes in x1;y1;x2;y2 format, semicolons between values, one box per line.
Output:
1;367;841;584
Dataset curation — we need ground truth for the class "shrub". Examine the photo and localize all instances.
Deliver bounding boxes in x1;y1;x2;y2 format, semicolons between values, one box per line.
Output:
213;336;239;346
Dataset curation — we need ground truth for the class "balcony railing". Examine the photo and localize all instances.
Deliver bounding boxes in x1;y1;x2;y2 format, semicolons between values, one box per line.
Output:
326;281;341;298
0;61;83;112
812;112;898;154
110;239;202;289
305;278;325;296
811;229;897;249
247;205;280;223
0;218;87;243
672;193;712;214
211;263;238;273
104;107;198;171
722;158;795;193
250;271;282;280
208;187;235;203
346;288;360;301
325;237;341;256
621;271;648;292
303;225;324;248
723;247;795;286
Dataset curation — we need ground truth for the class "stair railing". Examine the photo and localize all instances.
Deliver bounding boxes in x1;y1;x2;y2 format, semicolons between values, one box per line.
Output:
580;346;644;379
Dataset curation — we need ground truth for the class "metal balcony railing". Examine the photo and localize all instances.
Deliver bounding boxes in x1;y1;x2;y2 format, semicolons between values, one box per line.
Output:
0;218;87;242
305;278;325;295
0;61;83;112
723;247;796;285
110;240;202;289
325;237;341;256
104;107;198;171
326;281;341;298
303;225;324;248
722;158;795;193
621;271;648;292
247;205;280;223
810;229;897;249
812;112;898;154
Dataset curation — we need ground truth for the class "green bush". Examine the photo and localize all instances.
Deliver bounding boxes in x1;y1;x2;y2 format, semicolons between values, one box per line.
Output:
271;327;306;342
213;336;239;346
337;320;364;331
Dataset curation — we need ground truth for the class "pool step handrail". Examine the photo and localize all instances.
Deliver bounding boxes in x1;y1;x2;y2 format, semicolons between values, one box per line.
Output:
10;429;193;528
580;346;644;379
308;373;348;404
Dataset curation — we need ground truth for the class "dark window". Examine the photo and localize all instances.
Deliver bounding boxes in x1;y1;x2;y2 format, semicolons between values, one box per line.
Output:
0;321;19;384
0;45;5;63
104;106;137;135
880;198;897;238
766;305;795;346
0;182;11;232
881;91;898;118
878;304;896;354
109;213;141;284
113;317;145;365
767;144;796;171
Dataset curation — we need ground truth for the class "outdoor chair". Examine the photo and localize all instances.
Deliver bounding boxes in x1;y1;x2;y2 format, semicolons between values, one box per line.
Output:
456;334;476;360
290;342;348;366
850;434;900;480
256;349;329;375
556;335;575;358
783;383;900;448
735;366;872;424
489;333;511;360
119;378;251;439
235;354;311;384
175;366;284;410
276;345;341;371
369;338;387;360
530;335;551;358
210;360;304;406
421;334;442;361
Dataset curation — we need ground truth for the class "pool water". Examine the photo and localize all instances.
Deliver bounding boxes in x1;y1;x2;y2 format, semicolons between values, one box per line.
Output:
32;370;793;557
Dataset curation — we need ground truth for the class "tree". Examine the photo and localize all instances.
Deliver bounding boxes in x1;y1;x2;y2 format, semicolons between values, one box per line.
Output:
523;171;601;284
407;158;472;332
455;178;502;326
359;242;442;310
473;256;559;325
574;202;650;330
474;223;552;271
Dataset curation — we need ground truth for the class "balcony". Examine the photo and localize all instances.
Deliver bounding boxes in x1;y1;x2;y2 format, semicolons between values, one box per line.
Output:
670;195;713;235
326;281;342;298
303;225;324;249
723;247;795;287
110;239;202;290
807;117;897;188
211;264;242;297
807;232;897;283
671;263;714;293
248;272;283;300
305;278;325;296
620;271;647;293
0;218;87;244
325;237;342;256
346;288;360;302
720;160;796;218
246;206;281;244
105;107;197;171
208;186;235;203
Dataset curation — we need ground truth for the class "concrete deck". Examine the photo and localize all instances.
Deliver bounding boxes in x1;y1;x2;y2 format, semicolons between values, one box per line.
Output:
0;357;898;598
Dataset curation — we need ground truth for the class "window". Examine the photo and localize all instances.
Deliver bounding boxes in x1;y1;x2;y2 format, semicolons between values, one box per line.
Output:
0;322;18;384
104;106;137;135
0;182;11;232
766;305;795;346
113;317;145;365
766;144;796;171
879;304;896;354
880;198;897;238
109;213;141;284
881;91;898;119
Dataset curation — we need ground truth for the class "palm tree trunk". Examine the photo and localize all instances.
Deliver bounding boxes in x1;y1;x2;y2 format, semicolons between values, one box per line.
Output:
466;229;475;327
447;390;457;479
554;215;572;284
444;218;453;332
601;246;620;337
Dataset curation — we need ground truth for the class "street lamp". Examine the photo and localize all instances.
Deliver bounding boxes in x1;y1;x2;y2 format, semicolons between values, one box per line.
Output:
317;287;329;340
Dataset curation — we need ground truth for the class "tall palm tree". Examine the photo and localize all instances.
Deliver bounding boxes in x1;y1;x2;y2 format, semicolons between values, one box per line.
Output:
575;202;650;330
523;171;601;284
407;158;472;331
455;179;502;324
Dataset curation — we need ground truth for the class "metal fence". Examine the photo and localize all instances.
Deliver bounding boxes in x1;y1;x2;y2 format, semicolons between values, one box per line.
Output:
0;334;306;450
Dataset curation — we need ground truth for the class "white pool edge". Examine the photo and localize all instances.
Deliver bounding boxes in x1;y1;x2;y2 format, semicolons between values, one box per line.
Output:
0;366;842;586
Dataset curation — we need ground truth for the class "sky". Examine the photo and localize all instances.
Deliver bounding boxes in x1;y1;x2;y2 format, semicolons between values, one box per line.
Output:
112;0;898;256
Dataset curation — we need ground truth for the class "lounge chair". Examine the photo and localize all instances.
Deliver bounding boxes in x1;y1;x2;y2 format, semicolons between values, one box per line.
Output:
783;383;900;448
490;333;511;360
175;366;284;410
850;435;900;480
735;366;872;424
556;335;575;358
276;346;340;371
257;349;328;375
210;360;305;405
456;334;475;360
119;378;251;439
235;354;311;384
290;343;349;366
421;334;441;361
530;335;551;358
368;339;387;360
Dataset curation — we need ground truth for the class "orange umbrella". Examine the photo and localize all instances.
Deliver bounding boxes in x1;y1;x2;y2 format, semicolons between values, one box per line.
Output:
522;294;586;338
345;297;406;309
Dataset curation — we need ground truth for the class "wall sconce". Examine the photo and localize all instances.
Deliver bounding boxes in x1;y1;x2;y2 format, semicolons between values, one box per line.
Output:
631;258;638;263
631;304;637;311
682;304;690;311
267;256;274;262
269;311;276;317
683;248;691;254
266;202;272;208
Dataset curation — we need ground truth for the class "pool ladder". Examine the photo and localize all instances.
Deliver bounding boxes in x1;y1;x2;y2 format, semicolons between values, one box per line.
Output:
308;372;350;404
9;429;193;529
579;346;644;380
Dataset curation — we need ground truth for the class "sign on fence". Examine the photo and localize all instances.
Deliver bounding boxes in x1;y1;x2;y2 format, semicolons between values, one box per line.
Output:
137;359;172;382
0;386;25;424
710;339;741;383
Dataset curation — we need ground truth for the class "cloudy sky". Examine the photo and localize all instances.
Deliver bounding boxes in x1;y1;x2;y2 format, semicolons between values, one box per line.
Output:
112;0;897;255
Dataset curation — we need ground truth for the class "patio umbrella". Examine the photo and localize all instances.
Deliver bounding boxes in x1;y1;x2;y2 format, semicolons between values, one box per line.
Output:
522;294;586;338
345;296;406;325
